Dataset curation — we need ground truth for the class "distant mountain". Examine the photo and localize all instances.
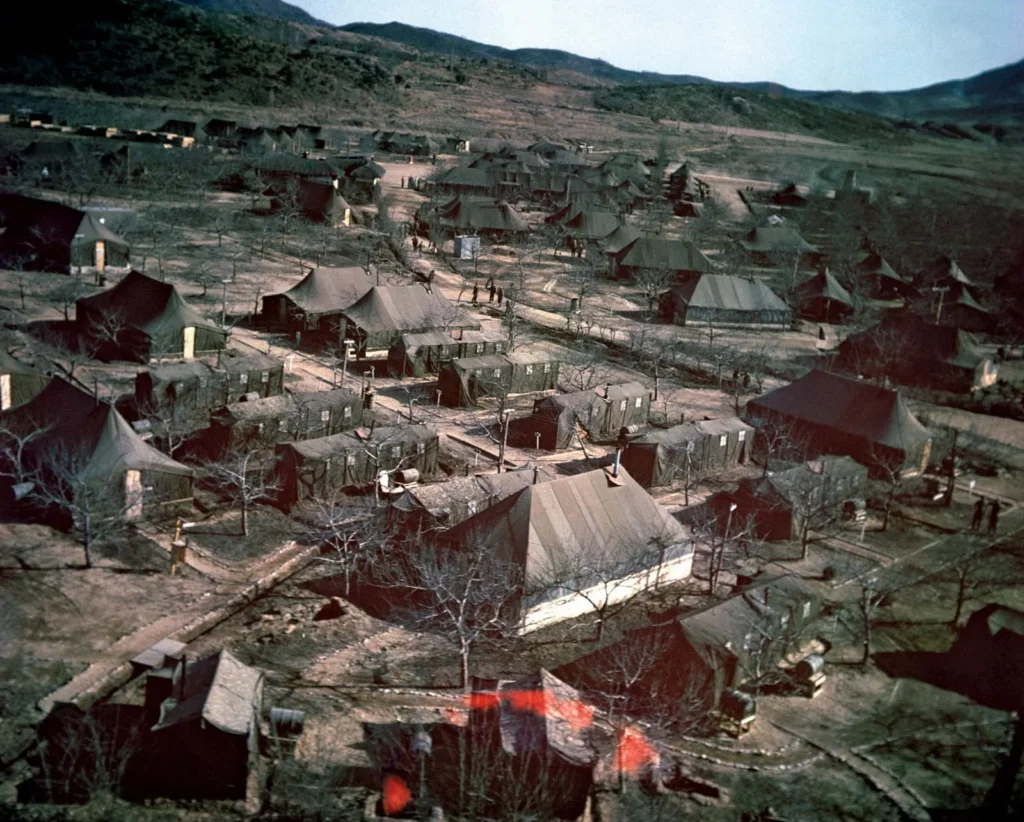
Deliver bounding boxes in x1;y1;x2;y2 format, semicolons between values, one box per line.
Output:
171;0;325;26
342;21;1024;123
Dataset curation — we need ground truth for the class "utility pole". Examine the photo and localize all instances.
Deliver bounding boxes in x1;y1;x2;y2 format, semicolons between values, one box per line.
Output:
220;279;231;327
932;285;950;323
497;409;512;473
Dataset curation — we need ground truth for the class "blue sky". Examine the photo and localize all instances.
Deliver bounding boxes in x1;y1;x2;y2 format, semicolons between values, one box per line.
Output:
297;0;1022;91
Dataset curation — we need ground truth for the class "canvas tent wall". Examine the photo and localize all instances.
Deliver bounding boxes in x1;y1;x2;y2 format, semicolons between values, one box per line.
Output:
206;388;363;457
621;417;753;488
511;382;651;450
444;466;692;634
0;349;48;410
837;317;997;393
0;378;193;516
76;271;227;362
660;274;792;329
611;237;716;280
0;193;130;275
262;265;375;339
387;329;507;378
274;425;439;509
135;351;284;417
746;369;932;476
437;353;560;408
340;286;477;355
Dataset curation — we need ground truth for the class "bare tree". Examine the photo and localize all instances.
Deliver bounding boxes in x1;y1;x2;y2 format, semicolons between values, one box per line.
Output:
633;267;673;314
198;447;280;537
689;505;761;596
300;494;390;597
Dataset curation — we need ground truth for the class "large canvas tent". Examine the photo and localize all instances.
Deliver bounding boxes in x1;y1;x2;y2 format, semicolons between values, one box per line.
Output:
611;237;716;280
135;351;284;416
0;193;130;275
390;465;558;534
0;378;193;516
271;179;355;226
434;196;529;239
444;466;692;633
206;388;363;456
660;274;792;329
274;425;439;509
437;352;560;408
747;369;932;475
387;329;506;378
837;316;998;393
621;417;753;488
739;226;819;265
76;271;228;362
793;268;856;323
262;265;375;340
509;382;651;450
0;349;48;410
340;286;476;355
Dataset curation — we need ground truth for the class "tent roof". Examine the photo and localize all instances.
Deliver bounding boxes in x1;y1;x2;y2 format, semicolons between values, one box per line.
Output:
153;650;261;735
77;271;222;337
439;198;529;232
0;348;44;378
436;166;492;188
855;251;905;283
393;465;558;517
614;237;716;273
747;369;931;452
215;388;358;423
446;466;690;587
342;286;461;335
0;193;129;251
923;255;973;286
284;425;437;460
752;456;867;505
631;417;752;447
795;269;855;307
842;316;988;370
598;225;641;255
270;265;374;314
666;274;790;313
739;226;818;253
1;377;193;480
563;210;621;241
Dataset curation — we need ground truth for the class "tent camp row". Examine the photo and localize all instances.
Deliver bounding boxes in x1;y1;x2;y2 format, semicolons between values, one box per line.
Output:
387;329;507;377
274;425;439;509
509;382;651;450
438;352;561;408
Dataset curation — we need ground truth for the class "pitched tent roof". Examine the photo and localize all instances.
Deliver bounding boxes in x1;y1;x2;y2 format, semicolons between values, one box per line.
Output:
747;369;931;454
269;265;374;314
922;255;973;287
284;424;437;461
841;316;989;371
435;166;493;189
794;268;855;307
153;650;262;735
598;225;642;256
439;198;528;233
855;251;906;284
341;285;462;335
445;466;690;588
631;416;752;448
739;226;819;254
747;455;868;507
666;273;790;313
1;377;193;482
76;271;222;340
0;193;129;261
392;465;558;520
562;209;621;241
613;237;717;273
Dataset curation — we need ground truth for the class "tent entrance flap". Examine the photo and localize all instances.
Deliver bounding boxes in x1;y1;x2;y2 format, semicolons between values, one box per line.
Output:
183;327;195;360
0;374;10;410
125;470;143;520
95;241;105;272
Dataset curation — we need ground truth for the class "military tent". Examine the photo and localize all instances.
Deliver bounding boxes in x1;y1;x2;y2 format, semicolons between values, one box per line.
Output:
770;183;808;207
0;193;130;275
387;329;506;378
836;316;998;393
261;265;375;340
660;273;792;328
435;197;529;239
432;166;494;194
274;425;439;508
444;466;692;633
612;237;716;280
739;226;819;265
621;417;753;488
855;251;909;298
746;369;932;475
271;179;355;226
437;352;560;408
560;210;622;243
206;388;363;456
934;283;993;333
667;162;709;202
340;286;476;354
597;224;642;256
0;378;193;516
793;268;856;323
76;271;228;362
510;382;651;450
0;349;48;410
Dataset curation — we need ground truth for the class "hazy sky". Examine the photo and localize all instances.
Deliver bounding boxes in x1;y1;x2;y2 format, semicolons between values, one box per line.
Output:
297;0;1022;91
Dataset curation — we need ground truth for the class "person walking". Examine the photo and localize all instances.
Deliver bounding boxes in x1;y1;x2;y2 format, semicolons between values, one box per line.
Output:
471;283;479;305
971;496;986;531
497;286;504;306
488;283;496;304
988;498;1001;536
400;176;405;189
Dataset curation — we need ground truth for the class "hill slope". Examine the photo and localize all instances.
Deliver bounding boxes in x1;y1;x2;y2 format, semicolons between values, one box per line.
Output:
173;0;325;26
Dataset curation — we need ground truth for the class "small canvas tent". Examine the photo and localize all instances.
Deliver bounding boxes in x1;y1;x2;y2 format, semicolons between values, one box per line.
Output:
660;274;792;328
271;179;355;226
510;382;651;450
747;369;932;476
739;226;819;265
262;264;375;340
0;378;193;516
0;193;130;275
437;352;560;408
621;417;753;488
274;425;439;508
444;466;692;633
854;251;909;298
206;388;363;456
340;286;477;355
387;329;506;378
837;316;998;393
76;271;228;362
0;349;48;410
793;268;855;323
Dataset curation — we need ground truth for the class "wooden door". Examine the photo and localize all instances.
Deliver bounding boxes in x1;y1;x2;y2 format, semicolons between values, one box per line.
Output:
125;470;144;520
94;241;105;272
183;326;196;360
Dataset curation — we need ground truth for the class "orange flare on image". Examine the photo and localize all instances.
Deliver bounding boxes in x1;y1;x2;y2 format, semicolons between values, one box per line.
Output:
616;726;657;776
382;773;412;816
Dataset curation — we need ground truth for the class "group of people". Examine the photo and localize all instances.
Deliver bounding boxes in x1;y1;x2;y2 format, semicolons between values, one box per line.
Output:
970;495;1001;535
471;278;504;307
